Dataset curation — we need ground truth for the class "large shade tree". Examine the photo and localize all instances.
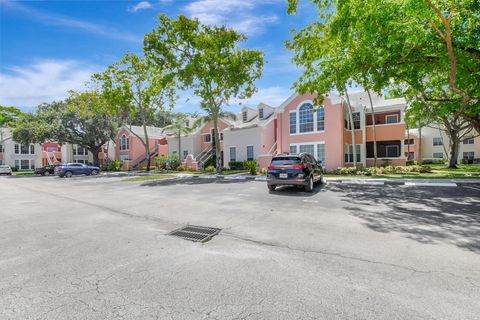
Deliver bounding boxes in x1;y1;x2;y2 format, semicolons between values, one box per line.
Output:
13;91;119;166
94;53;176;171
288;0;480;140
0;106;23;143
144;14;264;172
161;112;193;159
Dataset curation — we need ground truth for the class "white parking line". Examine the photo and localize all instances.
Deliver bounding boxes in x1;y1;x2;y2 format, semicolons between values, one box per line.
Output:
237;193;249;197
405;182;457;187
341;180;385;185
302;199;318;203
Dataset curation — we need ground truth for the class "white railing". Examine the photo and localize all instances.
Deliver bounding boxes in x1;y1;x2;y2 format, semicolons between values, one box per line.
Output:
267;142;277;155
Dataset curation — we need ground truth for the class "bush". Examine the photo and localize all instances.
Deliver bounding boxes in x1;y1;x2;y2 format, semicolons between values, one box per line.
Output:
156;154;180;170
204;155;216;168
229;161;245;170
205;165;215;173
421;158;446;164
108;160;123;171
244;160;258;175
177;165;186;172
332;165;432;176
406;160;417;166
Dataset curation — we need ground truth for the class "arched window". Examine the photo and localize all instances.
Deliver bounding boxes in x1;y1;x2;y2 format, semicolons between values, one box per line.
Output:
120;134;129;150
299;103;314;133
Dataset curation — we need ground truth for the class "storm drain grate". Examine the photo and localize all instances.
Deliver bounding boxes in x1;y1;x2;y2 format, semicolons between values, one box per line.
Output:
169;225;221;242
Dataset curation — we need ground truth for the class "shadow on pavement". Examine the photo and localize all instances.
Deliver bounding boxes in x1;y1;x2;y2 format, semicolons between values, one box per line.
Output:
268;182;327;197
328;183;480;253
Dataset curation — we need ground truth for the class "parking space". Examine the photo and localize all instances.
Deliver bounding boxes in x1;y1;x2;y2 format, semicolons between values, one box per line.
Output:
1;175;480;319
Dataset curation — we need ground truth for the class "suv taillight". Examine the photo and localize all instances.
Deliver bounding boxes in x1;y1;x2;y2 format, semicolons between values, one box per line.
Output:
291;165;305;170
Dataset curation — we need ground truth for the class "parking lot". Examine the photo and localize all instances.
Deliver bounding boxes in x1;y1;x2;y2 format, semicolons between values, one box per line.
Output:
1;175;480;320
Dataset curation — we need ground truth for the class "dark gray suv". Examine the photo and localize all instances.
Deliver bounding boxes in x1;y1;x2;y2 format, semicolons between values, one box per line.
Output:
266;153;324;192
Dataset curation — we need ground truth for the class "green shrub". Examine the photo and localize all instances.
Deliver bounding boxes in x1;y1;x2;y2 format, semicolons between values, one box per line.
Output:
406;160;417;166
107;160;123;171
421;158;446;164
205;165;215;173
204;155;216;168
229;161;245;170
177;165;186;172
156;154;180;170
244;160;258;175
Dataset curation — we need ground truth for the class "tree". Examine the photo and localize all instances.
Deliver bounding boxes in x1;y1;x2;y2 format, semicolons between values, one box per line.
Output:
288;0;480;137
161;113;193;159
13;91;119;166
144;15;264;172
94;53;176;171
0;106;22;144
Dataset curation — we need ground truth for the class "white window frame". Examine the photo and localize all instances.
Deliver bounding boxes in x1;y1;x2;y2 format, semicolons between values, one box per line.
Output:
463;151;475;160
463;136;474;145
432;137;443;146
385;145;399;158
289;141;325;162
345;144;361;163
385;114;399;124
290;101;326;135
183;150;188;159
0;144;3;153
242;111;247;122
120;134;129;150
246;145;254;161
259;108;264;120
229;146;237;162
432;152;444;158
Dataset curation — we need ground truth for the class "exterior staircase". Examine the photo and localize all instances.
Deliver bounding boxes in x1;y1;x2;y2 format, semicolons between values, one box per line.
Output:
195;147;214;169
131;145;159;170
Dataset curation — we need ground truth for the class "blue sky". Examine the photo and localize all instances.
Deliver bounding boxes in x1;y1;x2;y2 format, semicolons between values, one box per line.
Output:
0;0;317;113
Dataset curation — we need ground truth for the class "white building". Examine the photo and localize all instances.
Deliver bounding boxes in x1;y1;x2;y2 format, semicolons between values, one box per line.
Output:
0;128;42;170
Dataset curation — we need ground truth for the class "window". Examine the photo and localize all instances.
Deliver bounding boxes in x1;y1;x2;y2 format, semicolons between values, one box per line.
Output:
242;111;247;122
386;145;399;157
246;146;254;160
16;159;34;170
385;114;399;124
352;112;361;129
75;159;87;164
0;160;3;165
120;135;129;150
289;112;297;134
183;150;188;159
404;139;414;145
0;144;3;153
30;145;35;154
20;144;29;154
220;133;223;141
289;145;297;154
345;145;361;163
229;147;236;162
119;155;130;161
259;108;264;119
463;151;475;160
463;136;474;144
316;144;325;165
205;134;211;142
46;147;58;152
299;144;314;155
185;120;189;127
15;144;19;154
299;103;314;133
433;152;444;158
433;137;443;146
406;152;415;160
74;145;87;156
316;107;325;131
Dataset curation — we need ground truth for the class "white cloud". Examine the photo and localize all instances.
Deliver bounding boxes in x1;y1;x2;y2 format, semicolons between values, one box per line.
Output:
0;60;98;109
128;1;153;12
183;0;279;36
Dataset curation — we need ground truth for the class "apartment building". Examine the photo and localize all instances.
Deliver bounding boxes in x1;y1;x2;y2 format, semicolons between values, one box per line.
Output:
274;92;408;170
408;126;479;162
0;128;42;170
115;125;169;170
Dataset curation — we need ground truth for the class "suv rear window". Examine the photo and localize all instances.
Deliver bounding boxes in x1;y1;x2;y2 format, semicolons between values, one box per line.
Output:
270;157;301;166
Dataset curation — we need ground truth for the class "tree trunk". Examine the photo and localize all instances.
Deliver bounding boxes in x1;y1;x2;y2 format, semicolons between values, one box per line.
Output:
407;124;411;161
89;146;101;167
143;125;151;172
178;129;182;161
344;90;357;167
366;90;377;167
418;126;423;164
448;137;459;168
212;115;222;173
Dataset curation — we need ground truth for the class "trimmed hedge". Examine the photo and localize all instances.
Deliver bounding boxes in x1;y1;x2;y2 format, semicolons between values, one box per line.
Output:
331;165;432;176
229;161;245;170
421;158;446;164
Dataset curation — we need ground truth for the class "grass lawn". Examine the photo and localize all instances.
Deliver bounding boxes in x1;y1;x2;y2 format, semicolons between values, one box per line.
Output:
123;174;176;182
219;170;249;175
14;171;35;176
325;164;480;180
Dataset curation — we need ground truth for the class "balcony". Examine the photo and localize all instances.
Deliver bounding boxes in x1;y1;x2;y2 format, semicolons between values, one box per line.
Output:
365;123;406;141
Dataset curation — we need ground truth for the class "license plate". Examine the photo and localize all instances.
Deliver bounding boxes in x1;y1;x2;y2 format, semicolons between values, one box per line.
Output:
279;173;288;179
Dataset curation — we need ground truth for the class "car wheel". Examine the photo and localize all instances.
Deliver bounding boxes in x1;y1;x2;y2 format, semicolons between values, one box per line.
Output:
44;171;50;176
305;176;314;192
91;169;98;175
319;175;324;184
268;184;276;191
65;171;73;178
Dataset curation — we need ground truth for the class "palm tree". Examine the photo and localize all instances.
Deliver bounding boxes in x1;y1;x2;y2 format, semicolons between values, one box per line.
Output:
193;106;237;172
162;113;193;160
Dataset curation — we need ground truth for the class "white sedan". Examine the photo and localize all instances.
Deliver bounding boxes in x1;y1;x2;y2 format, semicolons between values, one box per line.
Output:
0;165;12;175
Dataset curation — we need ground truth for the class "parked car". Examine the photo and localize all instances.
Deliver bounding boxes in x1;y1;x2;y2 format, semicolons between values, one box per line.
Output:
0;165;12;175
55;163;100;178
266;153;324;192
35;164;60;176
